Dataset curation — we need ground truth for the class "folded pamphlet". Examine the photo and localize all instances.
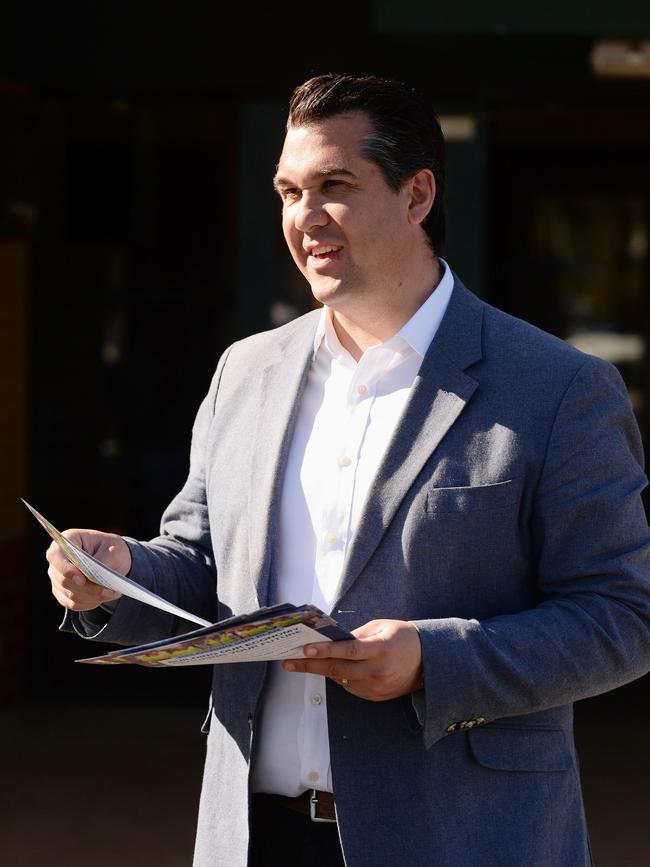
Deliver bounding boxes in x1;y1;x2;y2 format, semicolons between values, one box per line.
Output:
75;602;352;667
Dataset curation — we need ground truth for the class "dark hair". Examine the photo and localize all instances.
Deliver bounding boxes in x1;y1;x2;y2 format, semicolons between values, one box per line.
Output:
287;72;446;253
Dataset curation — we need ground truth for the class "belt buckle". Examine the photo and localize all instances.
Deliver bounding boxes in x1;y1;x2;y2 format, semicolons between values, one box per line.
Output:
309;789;336;823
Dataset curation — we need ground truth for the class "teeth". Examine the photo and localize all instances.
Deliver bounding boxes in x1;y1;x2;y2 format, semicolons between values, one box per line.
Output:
310;246;340;255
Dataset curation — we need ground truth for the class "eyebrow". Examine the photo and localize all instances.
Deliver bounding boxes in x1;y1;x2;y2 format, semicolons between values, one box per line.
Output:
272;167;357;191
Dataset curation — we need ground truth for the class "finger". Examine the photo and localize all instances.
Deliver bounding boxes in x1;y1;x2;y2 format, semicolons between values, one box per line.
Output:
302;619;399;659
351;619;388;639
100;589;122;602
301;638;367;661
50;580;99;611
282;657;400;701
46;545;86;584
46;534;80;559
49;564;120;608
48;563;86;590
282;658;361;681
51;583;76;610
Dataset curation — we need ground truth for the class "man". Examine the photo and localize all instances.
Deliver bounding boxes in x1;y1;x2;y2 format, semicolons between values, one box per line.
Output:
47;74;650;867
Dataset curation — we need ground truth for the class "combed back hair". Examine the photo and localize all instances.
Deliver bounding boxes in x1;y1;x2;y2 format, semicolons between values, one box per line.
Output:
287;72;446;253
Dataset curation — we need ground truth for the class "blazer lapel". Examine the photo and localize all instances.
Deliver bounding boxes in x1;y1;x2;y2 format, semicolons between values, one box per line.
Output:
247;312;320;607
334;280;484;605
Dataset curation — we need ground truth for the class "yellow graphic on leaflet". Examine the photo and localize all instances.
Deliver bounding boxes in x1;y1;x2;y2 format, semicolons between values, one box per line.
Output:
129;614;309;666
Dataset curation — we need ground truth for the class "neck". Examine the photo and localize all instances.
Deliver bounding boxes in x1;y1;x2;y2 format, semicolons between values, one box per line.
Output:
331;258;442;361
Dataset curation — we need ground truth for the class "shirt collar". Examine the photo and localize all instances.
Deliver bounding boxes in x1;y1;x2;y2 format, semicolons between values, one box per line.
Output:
313;258;454;360
395;257;453;358
313;303;340;358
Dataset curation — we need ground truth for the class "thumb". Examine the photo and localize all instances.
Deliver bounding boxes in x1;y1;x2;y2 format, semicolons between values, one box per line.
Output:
351;619;391;641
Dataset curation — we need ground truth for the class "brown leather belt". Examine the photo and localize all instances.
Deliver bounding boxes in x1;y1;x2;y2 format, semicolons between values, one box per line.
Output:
256;789;337;822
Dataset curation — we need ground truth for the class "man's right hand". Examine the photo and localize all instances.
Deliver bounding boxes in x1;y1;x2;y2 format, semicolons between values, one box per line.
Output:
46;529;131;612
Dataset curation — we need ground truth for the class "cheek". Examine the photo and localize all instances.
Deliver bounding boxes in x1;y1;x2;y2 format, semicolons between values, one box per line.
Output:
282;219;303;261
281;211;292;241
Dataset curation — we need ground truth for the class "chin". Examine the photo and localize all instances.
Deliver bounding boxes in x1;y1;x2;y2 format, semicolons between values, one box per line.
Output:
309;279;342;306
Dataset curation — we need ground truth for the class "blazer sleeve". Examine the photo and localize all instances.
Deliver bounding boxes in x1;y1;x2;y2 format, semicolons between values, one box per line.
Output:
413;355;650;747
61;347;234;647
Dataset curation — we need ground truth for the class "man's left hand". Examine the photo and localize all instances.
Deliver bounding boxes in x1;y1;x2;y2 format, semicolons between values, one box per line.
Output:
282;619;423;701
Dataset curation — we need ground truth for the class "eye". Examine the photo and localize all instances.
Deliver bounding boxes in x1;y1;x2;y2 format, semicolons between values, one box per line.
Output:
280;188;300;203
323;179;346;191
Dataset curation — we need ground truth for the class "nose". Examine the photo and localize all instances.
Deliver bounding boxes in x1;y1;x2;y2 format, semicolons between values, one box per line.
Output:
293;191;330;233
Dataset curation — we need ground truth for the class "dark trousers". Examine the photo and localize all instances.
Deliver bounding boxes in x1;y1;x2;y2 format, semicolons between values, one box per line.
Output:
250;794;346;867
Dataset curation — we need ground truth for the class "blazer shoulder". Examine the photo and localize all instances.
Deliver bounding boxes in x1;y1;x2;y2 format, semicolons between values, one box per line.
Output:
447;279;627;407
478;294;614;383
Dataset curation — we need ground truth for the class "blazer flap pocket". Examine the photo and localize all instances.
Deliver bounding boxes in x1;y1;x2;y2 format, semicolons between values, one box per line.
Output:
426;478;520;514
468;727;573;772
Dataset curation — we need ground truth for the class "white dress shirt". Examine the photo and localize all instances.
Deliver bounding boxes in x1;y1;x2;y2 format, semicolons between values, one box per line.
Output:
251;260;454;796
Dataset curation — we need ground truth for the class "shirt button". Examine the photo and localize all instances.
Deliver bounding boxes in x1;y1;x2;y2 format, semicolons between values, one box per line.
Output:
311;693;323;706
325;532;338;545
356;384;368;395
338;455;351;467
307;771;320;783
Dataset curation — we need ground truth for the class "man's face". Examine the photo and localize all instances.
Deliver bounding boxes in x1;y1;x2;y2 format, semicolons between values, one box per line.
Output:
274;112;414;316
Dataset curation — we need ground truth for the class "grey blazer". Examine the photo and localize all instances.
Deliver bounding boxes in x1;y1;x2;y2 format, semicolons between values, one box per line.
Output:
66;278;650;867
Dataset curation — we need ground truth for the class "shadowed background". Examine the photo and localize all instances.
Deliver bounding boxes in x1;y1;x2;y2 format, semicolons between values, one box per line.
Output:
1;2;649;864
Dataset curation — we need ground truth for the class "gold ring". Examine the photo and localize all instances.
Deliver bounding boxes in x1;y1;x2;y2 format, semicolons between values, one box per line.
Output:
341;678;350;687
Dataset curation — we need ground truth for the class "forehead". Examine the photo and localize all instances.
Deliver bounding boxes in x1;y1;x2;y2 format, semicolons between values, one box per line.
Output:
276;112;375;181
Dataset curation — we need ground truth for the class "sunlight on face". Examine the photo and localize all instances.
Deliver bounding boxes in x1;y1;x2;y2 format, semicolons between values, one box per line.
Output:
275;113;414;317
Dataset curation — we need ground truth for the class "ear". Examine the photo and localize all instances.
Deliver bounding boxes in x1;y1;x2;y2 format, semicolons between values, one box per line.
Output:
406;169;436;226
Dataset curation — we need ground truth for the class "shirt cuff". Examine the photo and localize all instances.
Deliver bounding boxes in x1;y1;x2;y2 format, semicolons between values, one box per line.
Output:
74;599;118;637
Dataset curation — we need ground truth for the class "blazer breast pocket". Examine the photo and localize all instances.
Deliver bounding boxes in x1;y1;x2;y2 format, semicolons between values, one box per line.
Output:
402;478;525;607
424;478;521;515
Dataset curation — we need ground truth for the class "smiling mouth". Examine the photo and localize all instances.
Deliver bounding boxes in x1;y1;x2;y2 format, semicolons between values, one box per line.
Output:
307;245;343;260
